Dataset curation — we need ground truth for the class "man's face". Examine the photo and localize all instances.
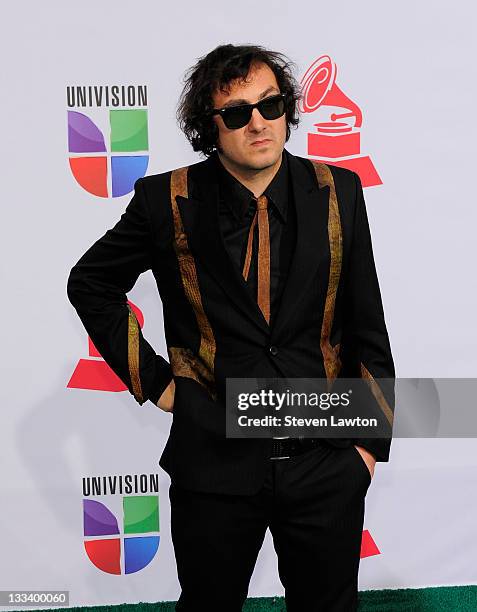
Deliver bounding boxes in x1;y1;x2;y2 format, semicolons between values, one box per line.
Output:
211;62;287;172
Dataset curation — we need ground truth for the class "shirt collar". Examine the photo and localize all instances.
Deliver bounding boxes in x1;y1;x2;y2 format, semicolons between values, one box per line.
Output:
214;150;288;224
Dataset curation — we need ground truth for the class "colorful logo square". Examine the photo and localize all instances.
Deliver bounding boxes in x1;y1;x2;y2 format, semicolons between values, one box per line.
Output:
68;109;149;198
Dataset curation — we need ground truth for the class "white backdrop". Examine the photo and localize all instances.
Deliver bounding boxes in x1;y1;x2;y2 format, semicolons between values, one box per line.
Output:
2;0;477;607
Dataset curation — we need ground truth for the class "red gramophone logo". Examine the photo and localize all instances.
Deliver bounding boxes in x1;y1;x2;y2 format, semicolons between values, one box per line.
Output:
67;300;143;394
300;55;381;187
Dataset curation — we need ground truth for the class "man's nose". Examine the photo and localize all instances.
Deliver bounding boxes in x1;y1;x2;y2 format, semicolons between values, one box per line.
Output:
247;107;266;130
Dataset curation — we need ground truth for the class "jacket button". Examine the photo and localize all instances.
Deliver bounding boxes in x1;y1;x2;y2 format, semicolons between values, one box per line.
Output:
269;345;278;356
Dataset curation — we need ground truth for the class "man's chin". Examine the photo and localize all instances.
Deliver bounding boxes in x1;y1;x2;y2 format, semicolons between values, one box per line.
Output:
241;148;282;170
217;146;283;173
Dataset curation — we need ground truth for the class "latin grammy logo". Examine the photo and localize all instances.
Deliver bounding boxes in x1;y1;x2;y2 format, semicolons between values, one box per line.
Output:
300;55;381;187
67;300;143;395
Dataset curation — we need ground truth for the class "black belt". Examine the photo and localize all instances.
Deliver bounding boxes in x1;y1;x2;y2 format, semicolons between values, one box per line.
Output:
269;437;323;460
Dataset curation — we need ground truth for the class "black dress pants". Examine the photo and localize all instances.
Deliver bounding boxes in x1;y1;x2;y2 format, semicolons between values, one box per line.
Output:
169;442;372;612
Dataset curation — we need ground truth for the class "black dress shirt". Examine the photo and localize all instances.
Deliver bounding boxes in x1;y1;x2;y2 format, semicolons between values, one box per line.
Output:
213;151;296;330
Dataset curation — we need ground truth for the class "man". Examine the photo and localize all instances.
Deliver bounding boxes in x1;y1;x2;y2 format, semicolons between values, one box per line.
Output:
67;44;395;611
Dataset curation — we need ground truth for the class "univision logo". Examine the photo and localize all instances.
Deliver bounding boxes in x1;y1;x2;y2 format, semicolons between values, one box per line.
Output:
67;85;149;198
83;473;160;575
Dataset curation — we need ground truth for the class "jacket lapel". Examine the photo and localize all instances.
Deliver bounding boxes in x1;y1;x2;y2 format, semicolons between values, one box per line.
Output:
270;151;331;341
176;154;270;336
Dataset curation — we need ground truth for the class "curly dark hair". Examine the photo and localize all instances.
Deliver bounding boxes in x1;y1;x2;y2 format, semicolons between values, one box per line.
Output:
176;44;302;157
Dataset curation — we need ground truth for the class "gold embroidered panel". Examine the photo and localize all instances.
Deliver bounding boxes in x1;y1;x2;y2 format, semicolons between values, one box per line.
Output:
126;303;143;404
311;162;343;383
169;167;217;399
360;363;394;426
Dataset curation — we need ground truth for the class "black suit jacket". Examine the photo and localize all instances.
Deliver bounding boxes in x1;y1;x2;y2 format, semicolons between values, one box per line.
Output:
67;147;395;495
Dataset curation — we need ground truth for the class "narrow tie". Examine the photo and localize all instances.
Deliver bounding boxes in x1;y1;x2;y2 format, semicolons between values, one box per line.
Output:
242;194;270;324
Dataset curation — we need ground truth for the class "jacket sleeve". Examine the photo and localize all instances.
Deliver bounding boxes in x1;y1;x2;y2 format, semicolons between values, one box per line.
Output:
341;172;396;461
66;177;173;407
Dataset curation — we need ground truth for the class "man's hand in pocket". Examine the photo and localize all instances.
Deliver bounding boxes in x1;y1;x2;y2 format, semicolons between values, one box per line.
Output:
354;445;376;479
157;379;176;412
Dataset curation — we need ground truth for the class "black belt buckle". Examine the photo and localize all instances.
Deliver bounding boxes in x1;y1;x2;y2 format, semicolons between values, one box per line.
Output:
269;438;321;460
270;437;291;460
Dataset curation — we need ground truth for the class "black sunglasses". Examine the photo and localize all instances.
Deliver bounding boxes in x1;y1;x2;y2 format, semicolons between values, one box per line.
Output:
209;93;286;129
